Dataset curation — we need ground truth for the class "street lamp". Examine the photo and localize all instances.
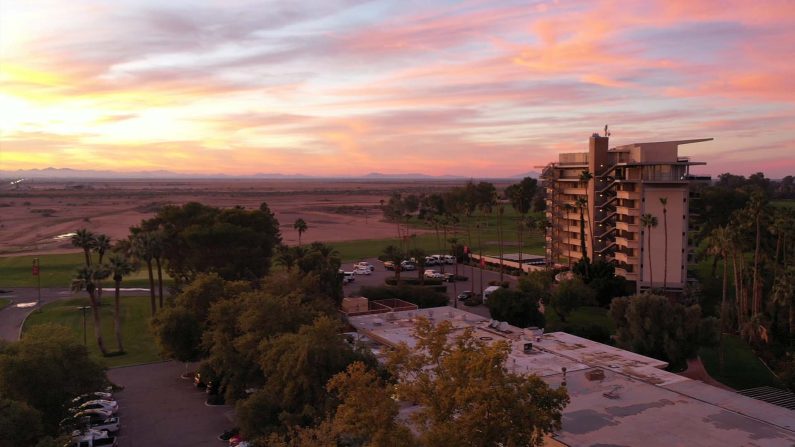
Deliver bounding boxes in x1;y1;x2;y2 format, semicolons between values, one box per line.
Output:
76;306;90;345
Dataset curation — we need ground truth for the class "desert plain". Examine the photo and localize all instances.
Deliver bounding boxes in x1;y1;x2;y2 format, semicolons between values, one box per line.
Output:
0;178;501;256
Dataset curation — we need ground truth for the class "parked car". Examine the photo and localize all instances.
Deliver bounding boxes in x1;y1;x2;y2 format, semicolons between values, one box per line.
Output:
457;291;474;301
482;285;502;303
72;409;114;420
343;271;355;283
218;428;240;442
70;400;118;415
383;261;395;270
66;428;117;447
229;434;247;446
355;261;375;271
194;372;206;388
443;255;456;264
424;270;444;279
424;256;438;266
60;416;120;435
400;261;416;271
71;392;113;405
353;267;371;275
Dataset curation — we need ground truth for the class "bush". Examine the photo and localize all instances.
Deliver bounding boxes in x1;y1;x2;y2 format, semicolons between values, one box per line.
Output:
358;285;448;308
487;288;545;328
550;278;595;322
385;278;443;286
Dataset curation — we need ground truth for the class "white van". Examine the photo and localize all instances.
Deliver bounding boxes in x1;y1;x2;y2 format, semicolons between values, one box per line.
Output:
482;285;501;303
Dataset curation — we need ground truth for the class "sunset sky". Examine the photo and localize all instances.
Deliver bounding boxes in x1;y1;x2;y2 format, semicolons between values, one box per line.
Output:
1;0;793;177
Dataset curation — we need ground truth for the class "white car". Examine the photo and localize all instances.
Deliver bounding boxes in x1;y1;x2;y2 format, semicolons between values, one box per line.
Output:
71;400;118;415
443;255;456;264
355;261;375;272
353;267;371;275
72;409;114;420
424;270;444;279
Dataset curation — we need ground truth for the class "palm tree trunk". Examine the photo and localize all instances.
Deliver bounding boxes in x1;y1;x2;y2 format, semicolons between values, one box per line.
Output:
662;209;668;292
753;215;761;315
579;208;590;278
146;260;156;316
114;279;124;353
155;257;164;308
83;249;91;266
647;228;653;290
498;210;504;282
731;249;741;327
719;253;727;372
518;215;524;275
89;291;108;355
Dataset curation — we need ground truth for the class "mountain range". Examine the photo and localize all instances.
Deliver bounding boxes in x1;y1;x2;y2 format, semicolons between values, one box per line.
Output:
0;167;539;180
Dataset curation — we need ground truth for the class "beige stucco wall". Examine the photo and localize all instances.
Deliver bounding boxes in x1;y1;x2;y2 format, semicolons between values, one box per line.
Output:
639;187;687;288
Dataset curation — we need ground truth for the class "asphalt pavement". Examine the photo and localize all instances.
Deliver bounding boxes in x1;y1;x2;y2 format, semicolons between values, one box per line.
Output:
342;257;517;319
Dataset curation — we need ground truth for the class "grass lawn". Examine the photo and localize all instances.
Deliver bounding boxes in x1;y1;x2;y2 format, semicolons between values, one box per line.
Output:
699;334;783;390
0;252;171;288
772;199;795;209
23;295;161;368
544;306;615;333
0;297;10;311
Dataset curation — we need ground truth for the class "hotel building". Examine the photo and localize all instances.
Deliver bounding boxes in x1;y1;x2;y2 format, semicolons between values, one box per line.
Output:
541;134;710;293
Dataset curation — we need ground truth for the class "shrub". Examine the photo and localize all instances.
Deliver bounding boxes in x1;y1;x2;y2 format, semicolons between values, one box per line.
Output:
487;288;545;328
385;278;443;286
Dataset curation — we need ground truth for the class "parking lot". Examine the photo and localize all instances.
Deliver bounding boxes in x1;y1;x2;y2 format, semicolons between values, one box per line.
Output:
108;361;233;447
342;257;517;319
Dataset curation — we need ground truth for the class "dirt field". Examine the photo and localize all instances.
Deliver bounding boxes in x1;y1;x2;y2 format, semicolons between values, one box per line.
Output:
0;178;487;255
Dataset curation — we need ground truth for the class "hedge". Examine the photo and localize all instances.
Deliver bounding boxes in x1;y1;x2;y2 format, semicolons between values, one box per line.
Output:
358;285;448;309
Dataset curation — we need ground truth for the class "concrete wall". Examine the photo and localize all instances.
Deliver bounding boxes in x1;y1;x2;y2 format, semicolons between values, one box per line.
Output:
639;187;687;288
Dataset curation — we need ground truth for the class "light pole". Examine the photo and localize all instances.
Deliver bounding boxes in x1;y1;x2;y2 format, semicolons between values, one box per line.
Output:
77;306;90;345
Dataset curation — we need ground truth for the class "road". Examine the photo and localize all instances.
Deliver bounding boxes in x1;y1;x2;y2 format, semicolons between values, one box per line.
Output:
342;257;518;319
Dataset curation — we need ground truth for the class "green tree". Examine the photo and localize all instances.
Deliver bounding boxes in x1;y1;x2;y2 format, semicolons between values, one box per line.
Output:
151;307;203;374
659;197;668;291
294;218;308;246
0;324;106;433
487;287;545;328
575;196;590;278
550;278;595;323
610;294;717;368
386;318;569;447
71;265;109;355
275;245;298;273
71;228;96;266
772;266;795;343
640;213;659;289
106;254;136;353
578;170;594;253
748;191;767;315
0;398;44;447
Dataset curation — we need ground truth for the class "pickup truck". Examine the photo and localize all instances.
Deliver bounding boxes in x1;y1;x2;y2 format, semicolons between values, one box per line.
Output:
66;428;118;447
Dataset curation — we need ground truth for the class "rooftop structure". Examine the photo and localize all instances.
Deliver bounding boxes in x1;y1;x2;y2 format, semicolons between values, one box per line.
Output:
540;134;711;293
347;307;795;446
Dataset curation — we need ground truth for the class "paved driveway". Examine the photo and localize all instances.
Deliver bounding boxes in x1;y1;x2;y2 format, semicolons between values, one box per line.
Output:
108;361;233;447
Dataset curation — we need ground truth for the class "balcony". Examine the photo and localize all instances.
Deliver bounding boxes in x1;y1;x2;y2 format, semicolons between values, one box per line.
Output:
616;190;639;200
615;236;639;248
614;251;638;264
615;220;639;232
616;206;641;217
562;187;587;196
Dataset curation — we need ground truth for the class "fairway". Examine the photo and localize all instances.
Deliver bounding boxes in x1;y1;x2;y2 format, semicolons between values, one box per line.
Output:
0;252;171;288
23;295;161;368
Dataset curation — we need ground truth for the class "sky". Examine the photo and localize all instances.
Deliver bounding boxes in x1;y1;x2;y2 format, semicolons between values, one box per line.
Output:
1;0;794;177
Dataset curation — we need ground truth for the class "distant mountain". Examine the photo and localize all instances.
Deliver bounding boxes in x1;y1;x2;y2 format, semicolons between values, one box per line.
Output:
0;167;522;180
509;171;541;179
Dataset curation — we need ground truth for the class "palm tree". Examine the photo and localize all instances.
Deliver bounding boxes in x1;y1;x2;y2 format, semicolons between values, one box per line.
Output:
131;231;157;316
275;245;297;273
107;254;135;353
659;197;669;292
748;192;766;315
409;247;428;285
497;205;505;282
293;218;308;246
71;266;109;355
382;245;404;282
641;213;658;291
575;196;590;279
150;232;165;308
92;234;112;302
578;170;594;252
772;266;795;343
71;228;96;266
707;226;731;370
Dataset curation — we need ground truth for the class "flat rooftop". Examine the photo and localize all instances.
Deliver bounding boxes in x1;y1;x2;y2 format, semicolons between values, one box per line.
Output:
348;306;795;446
